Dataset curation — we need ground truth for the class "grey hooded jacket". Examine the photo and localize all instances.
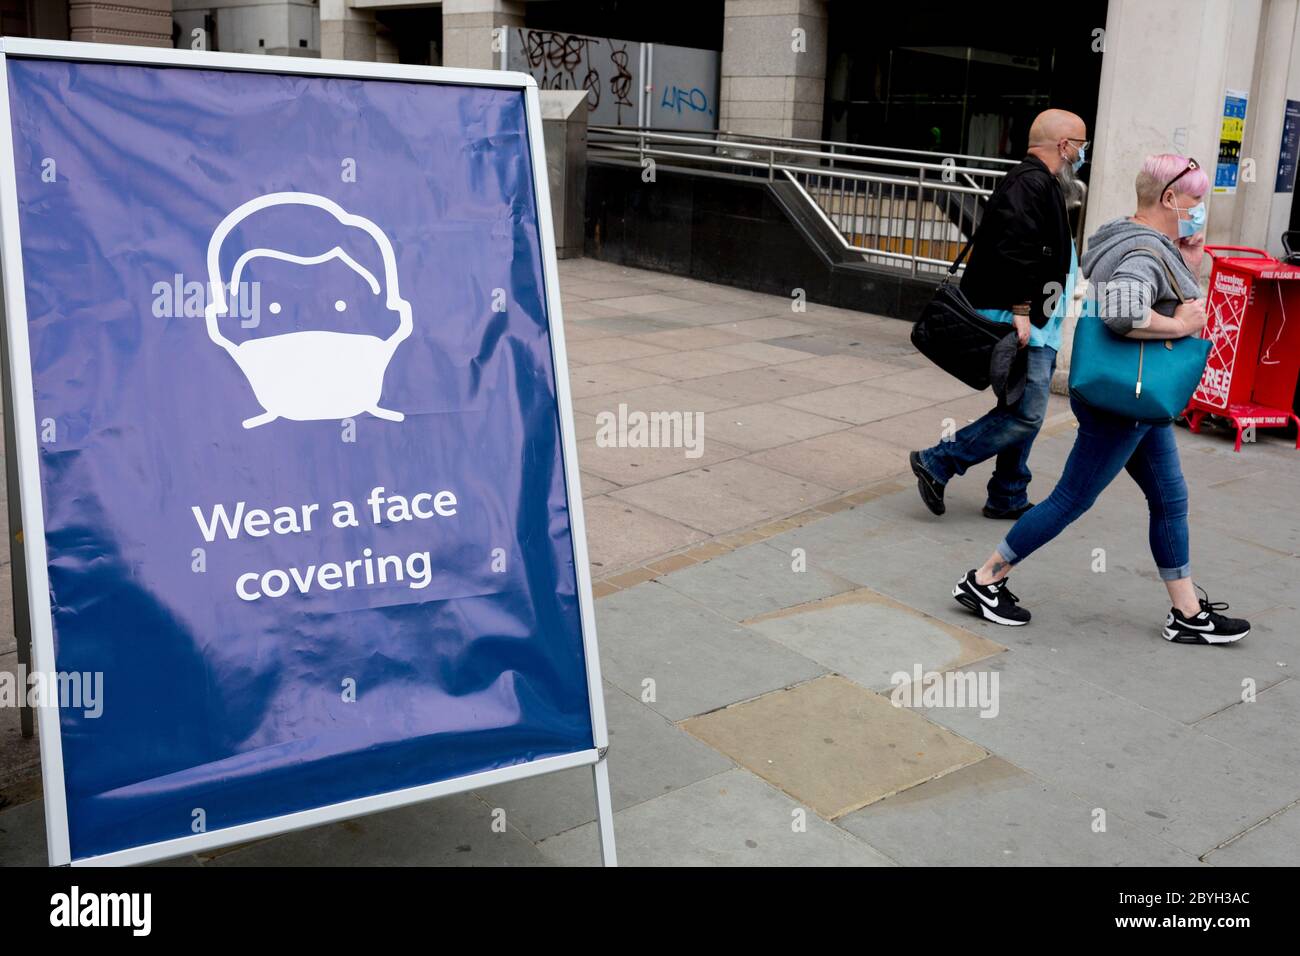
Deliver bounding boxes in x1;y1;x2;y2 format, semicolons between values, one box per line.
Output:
1080;218;1201;334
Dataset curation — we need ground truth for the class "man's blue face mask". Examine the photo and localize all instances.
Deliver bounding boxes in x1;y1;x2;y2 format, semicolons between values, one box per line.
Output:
1071;143;1087;173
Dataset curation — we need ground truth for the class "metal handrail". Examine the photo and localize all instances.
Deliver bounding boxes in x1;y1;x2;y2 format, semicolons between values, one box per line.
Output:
593;125;1021;170
589;141;991;194
588;126;1004;276
783;170;960;271
589;126;1009;178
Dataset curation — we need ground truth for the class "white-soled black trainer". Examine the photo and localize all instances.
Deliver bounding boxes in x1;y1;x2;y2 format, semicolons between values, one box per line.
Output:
952;569;1030;626
1162;591;1250;645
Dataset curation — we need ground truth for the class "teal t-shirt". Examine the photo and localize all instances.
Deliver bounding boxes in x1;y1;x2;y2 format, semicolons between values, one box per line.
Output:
976;242;1078;351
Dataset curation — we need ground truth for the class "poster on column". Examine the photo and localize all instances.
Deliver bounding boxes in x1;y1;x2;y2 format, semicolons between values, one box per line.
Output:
1275;99;1300;193
1213;88;1249;194
0;39;609;866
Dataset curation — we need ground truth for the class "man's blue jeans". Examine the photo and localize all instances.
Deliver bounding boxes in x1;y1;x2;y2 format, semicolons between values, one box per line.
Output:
998;396;1191;580
918;346;1056;512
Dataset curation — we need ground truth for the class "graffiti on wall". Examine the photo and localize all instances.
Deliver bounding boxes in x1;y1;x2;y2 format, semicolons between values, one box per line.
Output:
514;30;637;125
506;28;720;131
660;84;711;118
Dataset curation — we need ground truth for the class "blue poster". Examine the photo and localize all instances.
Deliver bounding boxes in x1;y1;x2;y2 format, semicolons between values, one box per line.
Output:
1276;99;1300;193
1213;89;1248;193
4;56;595;862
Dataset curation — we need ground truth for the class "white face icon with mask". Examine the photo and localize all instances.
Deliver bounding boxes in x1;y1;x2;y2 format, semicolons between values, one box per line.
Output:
205;193;412;429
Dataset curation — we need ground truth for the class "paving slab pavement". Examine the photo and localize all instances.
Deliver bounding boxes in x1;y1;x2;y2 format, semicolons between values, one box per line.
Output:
559;259;1071;582
594;582;828;722
535;768;898;867
473;681;733;842
918;656;1300;859
1195;678;1300;770
203;792;552;868
839;756;1203;867
1203;801;1300;866
740;588;1005;694
681;675;988;819
653;535;858;622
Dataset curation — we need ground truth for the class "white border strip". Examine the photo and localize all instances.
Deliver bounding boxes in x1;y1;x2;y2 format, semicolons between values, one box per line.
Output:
0;38;612;866
522;80;616;863
72;749;599;867
521;83;611;754
0;37;70;868
0;36;531;88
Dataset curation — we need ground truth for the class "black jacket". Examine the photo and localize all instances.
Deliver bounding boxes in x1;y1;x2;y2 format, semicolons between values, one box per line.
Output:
959;155;1073;329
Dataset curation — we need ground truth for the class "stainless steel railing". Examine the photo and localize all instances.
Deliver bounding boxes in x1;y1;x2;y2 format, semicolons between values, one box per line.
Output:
587;126;1012;276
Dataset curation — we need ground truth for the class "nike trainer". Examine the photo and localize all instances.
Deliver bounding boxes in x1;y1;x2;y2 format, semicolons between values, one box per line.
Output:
1163;590;1250;645
953;569;1030;626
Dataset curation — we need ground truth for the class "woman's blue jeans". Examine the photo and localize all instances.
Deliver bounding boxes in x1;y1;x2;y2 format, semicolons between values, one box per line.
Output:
997;397;1192;581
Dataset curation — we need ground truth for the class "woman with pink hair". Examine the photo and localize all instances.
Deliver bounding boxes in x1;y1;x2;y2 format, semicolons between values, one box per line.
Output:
950;154;1250;644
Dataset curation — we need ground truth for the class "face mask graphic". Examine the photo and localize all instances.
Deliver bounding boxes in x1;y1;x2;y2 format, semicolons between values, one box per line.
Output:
205;193;412;429
1071;143;1086;173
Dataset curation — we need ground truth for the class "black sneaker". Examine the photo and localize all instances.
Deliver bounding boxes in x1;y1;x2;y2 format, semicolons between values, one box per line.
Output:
1163;590;1250;644
952;569;1031;626
910;451;946;516
982;502;1035;520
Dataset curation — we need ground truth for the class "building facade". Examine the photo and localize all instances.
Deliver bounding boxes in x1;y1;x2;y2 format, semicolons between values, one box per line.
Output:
6;0;1300;259
9;0;172;46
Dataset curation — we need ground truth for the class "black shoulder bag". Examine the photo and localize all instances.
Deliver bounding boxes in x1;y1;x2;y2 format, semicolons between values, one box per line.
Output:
909;234;1025;402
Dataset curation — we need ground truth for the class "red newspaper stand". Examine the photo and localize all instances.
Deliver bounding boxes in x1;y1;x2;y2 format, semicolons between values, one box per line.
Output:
1185;246;1300;451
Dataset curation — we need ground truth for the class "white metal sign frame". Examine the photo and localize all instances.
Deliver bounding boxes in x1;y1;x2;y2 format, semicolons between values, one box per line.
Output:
0;37;615;868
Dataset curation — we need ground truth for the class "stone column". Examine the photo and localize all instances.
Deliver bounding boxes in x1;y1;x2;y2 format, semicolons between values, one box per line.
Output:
1085;0;1258;246
1056;0;1255;392
1236;0;1300;256
719;0;828;140
70;0;173;47
321;0;377;62
1266;3;1300;256
442;0;524;71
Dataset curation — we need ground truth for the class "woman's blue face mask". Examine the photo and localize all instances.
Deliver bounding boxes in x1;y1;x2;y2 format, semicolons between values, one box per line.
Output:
1172;198;1207;237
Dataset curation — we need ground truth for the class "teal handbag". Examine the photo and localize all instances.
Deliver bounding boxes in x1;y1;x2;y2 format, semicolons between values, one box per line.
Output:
1068;250;1210;422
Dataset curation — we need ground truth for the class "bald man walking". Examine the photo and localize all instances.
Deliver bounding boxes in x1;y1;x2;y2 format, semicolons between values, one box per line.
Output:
911;109;1087;519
